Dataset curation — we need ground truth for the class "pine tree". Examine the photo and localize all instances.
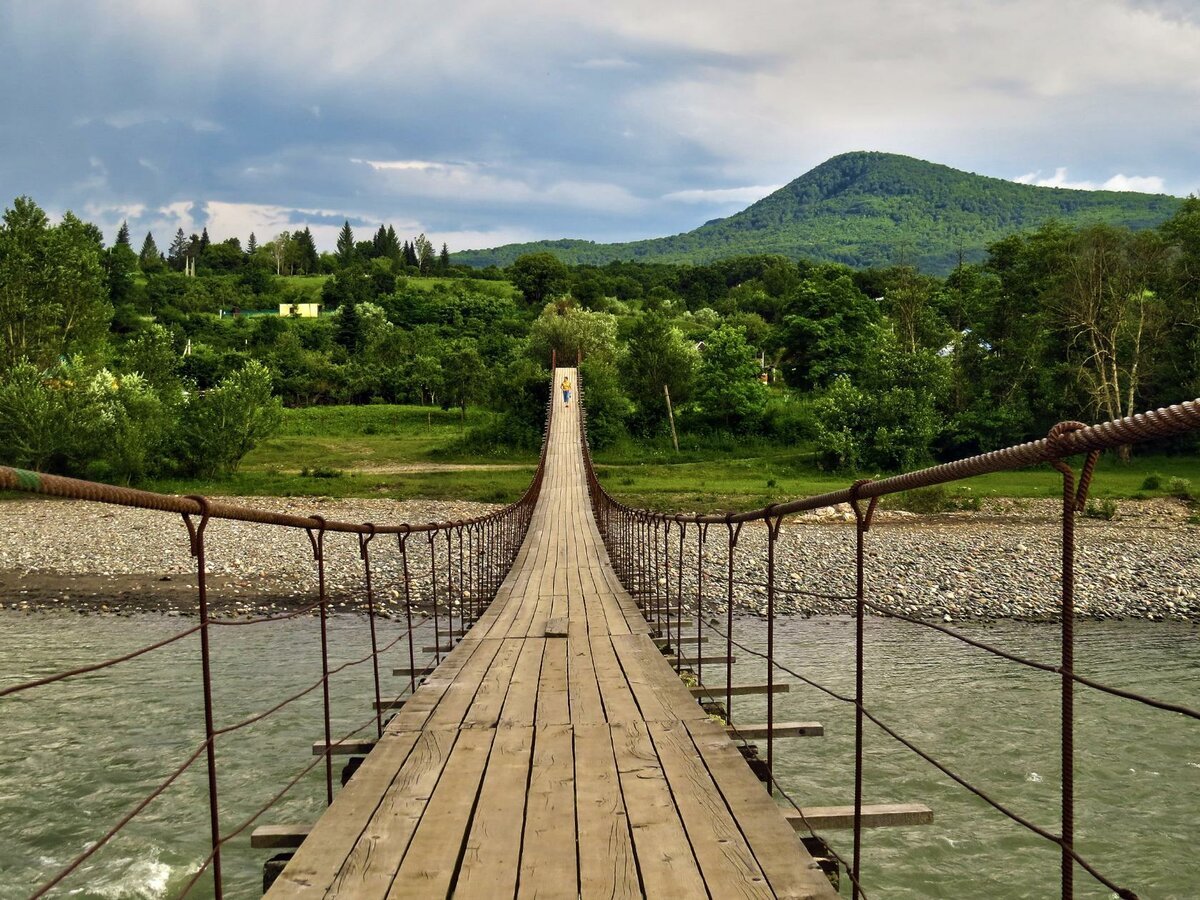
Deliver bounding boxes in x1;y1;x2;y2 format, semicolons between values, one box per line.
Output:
336;221;355;265
199;227;210;254
372;225;387;259
385;225;402;265
247;232;258;255
440;242;450;272
294;227;319;274
336;300;364;352
138;231;163;271
168;228;188;271
116;220;131;247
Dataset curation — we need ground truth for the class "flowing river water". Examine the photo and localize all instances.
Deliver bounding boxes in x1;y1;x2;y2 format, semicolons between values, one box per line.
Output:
0;611;1196;899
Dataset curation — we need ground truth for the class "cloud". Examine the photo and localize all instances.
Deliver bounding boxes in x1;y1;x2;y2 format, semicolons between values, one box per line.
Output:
1012;168;1167;193
663;184;782;204
1;0;1197;249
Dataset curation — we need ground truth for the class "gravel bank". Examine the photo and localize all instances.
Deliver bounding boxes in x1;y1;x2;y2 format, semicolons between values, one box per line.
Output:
0;496;498;616
1;496;1197;622
658;499;1199;623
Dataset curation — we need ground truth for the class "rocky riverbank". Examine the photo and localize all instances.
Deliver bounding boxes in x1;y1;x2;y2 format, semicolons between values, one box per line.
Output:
0;495;1196;622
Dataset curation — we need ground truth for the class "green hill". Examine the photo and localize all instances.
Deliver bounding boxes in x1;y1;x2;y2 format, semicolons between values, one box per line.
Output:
454;151;1184;273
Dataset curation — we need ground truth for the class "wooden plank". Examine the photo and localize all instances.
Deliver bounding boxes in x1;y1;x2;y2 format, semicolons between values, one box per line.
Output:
266;730;422;898
386;727;496;897
609;721;708;898
498;636;545;727
652;635;707;646
252;824;310;849
423;638;503;730
690;683;790;698
454;726;534;899
726;722;824;739
373;697;406;711
460;637;523;729
683;717;839;899
589;634;642;724
518;724;577;897
544;616;569;638
574;724;639;899
784;803;934;830
322;728;460;898
648;720;773;897
536;634;571;725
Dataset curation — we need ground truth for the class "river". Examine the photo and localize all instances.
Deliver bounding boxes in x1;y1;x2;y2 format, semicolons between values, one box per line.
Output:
0;611;1196;899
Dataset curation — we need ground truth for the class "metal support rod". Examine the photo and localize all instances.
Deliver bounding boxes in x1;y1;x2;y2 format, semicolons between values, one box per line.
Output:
849;483;878;900
726;520;742;724
183;497;222;899
429;531;441;664
306;517;334;806
399;531;416;695
359;526;382;737
765;515;782;793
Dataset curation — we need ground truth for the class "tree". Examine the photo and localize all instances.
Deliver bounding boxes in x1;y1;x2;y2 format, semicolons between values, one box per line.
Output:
292;227;319;275
199;227;211;255
138;231;164;272
116;220;131;247
693;324;766;430
414;233;435;273
778;273;880;389
1055;225;1171;444
247;232;258;255
0;198;111;370
335;300;365;353
526;302;618;368
621;312;697;431
510;252;569;306
440;242;450;272
177;360;283;477
336;220;355;266
269;231;292;276
440;339;488;420
167;228;188;271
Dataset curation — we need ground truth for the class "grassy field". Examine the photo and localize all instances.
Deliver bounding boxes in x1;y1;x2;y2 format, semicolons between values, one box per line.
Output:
274;274;517;303
593;448;1200;512
121;403;1200;511
143;404;538;504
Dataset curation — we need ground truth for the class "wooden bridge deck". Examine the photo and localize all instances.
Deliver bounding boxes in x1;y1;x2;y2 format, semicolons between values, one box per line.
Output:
267;368;837;899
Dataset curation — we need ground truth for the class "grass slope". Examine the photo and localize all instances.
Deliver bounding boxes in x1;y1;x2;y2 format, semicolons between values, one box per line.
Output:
455;151;1183;274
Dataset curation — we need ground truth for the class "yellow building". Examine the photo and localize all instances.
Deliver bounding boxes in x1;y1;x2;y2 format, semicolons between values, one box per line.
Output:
279;302;323;318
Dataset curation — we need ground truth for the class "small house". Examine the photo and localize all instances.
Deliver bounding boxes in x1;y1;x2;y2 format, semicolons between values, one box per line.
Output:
280;302;323;318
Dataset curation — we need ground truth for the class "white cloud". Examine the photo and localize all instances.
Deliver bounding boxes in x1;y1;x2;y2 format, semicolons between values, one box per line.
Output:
663;184;781;204
352;158;647;213
1012;167;1167;193
575;57;639;70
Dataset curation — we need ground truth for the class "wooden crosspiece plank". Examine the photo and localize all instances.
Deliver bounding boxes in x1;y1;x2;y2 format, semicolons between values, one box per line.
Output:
784;803;934;830
265;368;837;900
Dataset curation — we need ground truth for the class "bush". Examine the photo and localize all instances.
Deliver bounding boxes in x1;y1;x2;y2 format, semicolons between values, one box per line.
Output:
1141;472;1164;491
1167;476;1193;500
578;357;631;450
177;360;283;477
1084;498;1118;520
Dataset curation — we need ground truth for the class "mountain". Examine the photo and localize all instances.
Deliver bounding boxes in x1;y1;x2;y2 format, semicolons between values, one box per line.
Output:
454;152;1184;273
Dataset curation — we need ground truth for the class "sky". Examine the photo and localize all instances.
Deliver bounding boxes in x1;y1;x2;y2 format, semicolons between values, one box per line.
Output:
2;0;1198;253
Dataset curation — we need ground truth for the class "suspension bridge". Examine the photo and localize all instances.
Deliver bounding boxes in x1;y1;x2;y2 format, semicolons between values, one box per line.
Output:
2;369;1198;898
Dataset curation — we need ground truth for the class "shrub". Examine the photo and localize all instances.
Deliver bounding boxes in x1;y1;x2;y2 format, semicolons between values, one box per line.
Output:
1168;477;1193;500
177;360;283;477
1140;473;1164;491
1084;498;1119;520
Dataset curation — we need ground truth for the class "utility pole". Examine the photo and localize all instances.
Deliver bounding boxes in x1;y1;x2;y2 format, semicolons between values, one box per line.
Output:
664;384;679;453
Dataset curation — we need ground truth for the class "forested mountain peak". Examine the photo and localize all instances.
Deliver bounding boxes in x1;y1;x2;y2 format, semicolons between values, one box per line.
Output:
455;151;1184;273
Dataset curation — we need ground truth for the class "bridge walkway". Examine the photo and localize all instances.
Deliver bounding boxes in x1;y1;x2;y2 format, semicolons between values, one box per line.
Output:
267;368;837;899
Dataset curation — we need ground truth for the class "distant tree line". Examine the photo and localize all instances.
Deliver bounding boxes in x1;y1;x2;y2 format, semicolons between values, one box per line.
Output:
1;191;1198;485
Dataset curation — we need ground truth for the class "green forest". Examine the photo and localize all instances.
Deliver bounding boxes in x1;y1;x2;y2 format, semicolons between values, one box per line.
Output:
1;190;1199;500
455;152;1183;273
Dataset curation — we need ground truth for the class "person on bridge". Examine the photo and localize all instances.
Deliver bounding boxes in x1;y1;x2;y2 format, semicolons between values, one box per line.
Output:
561;374;572;407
